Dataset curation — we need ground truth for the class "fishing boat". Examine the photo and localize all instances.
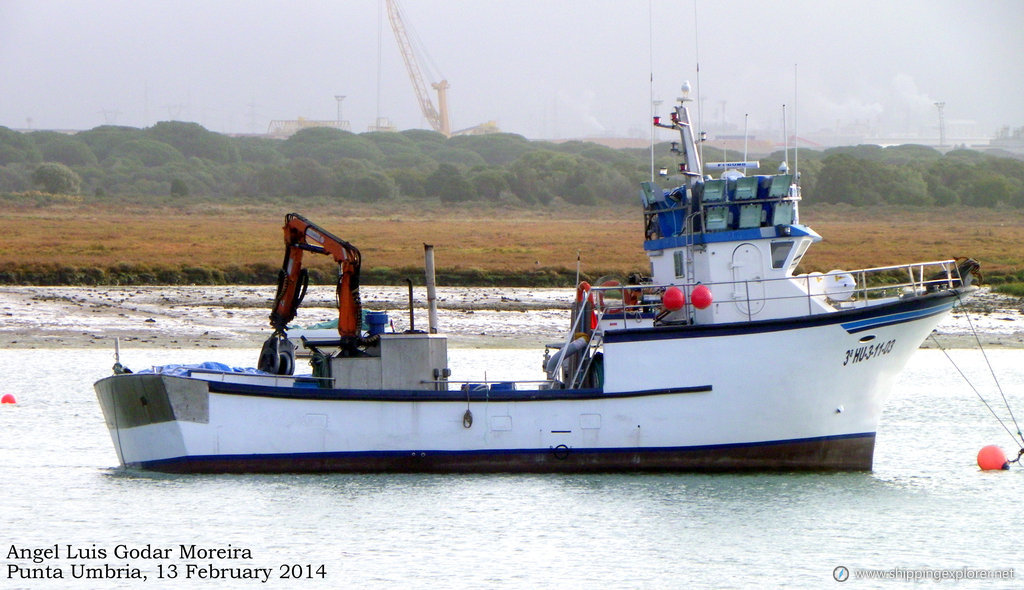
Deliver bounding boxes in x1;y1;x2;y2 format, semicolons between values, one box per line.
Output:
94;92;978;473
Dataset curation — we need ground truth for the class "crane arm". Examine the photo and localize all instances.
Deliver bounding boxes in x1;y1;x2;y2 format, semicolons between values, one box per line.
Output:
386;0;450;136
269;213;362;341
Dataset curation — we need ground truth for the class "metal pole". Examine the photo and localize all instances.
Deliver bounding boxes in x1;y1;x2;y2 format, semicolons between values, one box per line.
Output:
405;278;415;332
424;244;438;333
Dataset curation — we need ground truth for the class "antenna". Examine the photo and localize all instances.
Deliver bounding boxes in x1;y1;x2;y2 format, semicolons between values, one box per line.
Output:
693;0;704;170
781;104;789;174
648;0;655;182
722;124;728;167
794;64;799;182
743;113;749;174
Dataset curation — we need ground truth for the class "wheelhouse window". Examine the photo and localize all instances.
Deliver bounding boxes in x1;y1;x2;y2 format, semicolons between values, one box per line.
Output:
770;241;794;269
789;240;811;272
674;250;686;277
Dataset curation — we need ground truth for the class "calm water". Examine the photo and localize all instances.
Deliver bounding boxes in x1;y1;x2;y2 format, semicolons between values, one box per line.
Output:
1;346;1022;589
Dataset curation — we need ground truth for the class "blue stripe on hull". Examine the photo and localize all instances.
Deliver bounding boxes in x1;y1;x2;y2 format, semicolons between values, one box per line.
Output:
130;432;877;474
840;301;953;333
205;381;712;402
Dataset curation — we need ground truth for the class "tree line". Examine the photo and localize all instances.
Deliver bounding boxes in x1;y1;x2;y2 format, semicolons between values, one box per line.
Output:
1;121;1022;208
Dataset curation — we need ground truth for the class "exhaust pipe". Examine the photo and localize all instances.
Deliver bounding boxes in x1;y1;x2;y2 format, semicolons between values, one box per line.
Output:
424;244;438;333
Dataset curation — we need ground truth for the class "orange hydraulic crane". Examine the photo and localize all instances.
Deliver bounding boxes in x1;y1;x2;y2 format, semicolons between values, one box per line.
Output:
386;0;451;137
258;213;363;375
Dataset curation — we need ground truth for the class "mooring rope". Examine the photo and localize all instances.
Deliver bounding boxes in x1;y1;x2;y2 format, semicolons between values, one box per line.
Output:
929;292;1024;465
929;334;1022;453
955;291;1024;445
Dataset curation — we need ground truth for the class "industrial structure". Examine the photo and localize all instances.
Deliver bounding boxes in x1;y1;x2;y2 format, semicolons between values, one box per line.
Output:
266;0;496;139
267;117;350;139
386;0;451;137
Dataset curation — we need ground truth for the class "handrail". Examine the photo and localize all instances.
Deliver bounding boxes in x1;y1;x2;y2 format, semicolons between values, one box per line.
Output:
584;259;963;324
546;285;599;384
546;259;965;387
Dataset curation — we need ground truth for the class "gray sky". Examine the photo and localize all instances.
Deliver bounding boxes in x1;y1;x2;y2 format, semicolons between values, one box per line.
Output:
2;0;1022;141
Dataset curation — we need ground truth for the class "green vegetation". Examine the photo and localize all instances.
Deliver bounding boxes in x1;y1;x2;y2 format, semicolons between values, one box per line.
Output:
804;145;1024;207
995;283;1024;297
990;269;1024;297
1;122;1022;209
1;122;1023;287
30;162;81;194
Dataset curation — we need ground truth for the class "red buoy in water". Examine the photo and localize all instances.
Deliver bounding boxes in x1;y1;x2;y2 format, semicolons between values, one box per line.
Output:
691;284;713;310
977;445;1009;470
663;287;686;311
1;393;15;404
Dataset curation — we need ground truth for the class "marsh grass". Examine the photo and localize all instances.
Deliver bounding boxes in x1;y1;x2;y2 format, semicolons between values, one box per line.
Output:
1;199;1020;286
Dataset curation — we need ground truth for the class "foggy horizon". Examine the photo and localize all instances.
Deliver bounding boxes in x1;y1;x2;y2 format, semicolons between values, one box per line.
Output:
2;0;1022;144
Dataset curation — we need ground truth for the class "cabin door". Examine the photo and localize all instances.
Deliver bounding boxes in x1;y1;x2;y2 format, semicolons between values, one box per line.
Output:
731;243;765;316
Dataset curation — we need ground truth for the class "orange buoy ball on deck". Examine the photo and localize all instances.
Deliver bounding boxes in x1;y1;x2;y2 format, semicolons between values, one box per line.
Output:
977;445;1009;470
691;285;713;310
663;287;686;311
1;393;15;404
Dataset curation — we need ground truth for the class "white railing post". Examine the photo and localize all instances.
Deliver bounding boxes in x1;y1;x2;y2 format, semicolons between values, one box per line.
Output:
744;280;752;321
805;275;812;315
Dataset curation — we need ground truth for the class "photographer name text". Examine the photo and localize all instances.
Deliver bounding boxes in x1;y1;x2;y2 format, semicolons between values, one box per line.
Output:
5;543;327;584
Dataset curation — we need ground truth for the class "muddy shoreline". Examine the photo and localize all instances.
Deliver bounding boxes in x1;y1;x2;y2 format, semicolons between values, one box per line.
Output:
0;285;1021;351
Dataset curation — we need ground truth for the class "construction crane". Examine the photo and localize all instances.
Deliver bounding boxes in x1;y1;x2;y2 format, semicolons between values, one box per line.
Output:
386;0;451;137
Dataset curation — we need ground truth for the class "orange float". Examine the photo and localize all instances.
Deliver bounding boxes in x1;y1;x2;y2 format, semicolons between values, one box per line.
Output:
977;445;1009;470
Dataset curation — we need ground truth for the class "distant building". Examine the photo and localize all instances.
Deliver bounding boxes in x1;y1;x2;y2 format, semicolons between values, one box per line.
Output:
266;118;351;139
986;126;1024;155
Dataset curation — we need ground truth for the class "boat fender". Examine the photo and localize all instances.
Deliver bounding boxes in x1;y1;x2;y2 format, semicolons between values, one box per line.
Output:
278;352;293;376
463;409;473;429
691;284;713;310
662;286;686;311
277;336;296;376
257;336;281;374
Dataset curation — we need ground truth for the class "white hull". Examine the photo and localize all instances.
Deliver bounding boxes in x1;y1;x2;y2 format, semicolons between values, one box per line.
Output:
95;293;956;473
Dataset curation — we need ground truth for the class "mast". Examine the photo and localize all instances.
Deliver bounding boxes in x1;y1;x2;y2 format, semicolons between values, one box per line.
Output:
782;104;789;172
654;82;702;186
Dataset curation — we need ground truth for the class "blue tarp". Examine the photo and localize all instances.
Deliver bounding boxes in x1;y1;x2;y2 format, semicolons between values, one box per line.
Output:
136;362;269;377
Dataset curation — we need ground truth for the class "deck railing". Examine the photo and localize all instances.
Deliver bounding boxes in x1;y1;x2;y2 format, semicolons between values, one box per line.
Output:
585;259;966;324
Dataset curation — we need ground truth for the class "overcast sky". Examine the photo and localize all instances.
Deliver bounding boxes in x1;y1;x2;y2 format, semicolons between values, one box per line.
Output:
2;0;1022;141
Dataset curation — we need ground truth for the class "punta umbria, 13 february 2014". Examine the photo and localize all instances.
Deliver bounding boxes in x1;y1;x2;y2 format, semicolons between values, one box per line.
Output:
6;543;252;581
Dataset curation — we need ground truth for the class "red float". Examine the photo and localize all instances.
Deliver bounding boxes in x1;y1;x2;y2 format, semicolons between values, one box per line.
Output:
691;284;713;310
663;287;686;311
1;393;15;404
977;445;1009;470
